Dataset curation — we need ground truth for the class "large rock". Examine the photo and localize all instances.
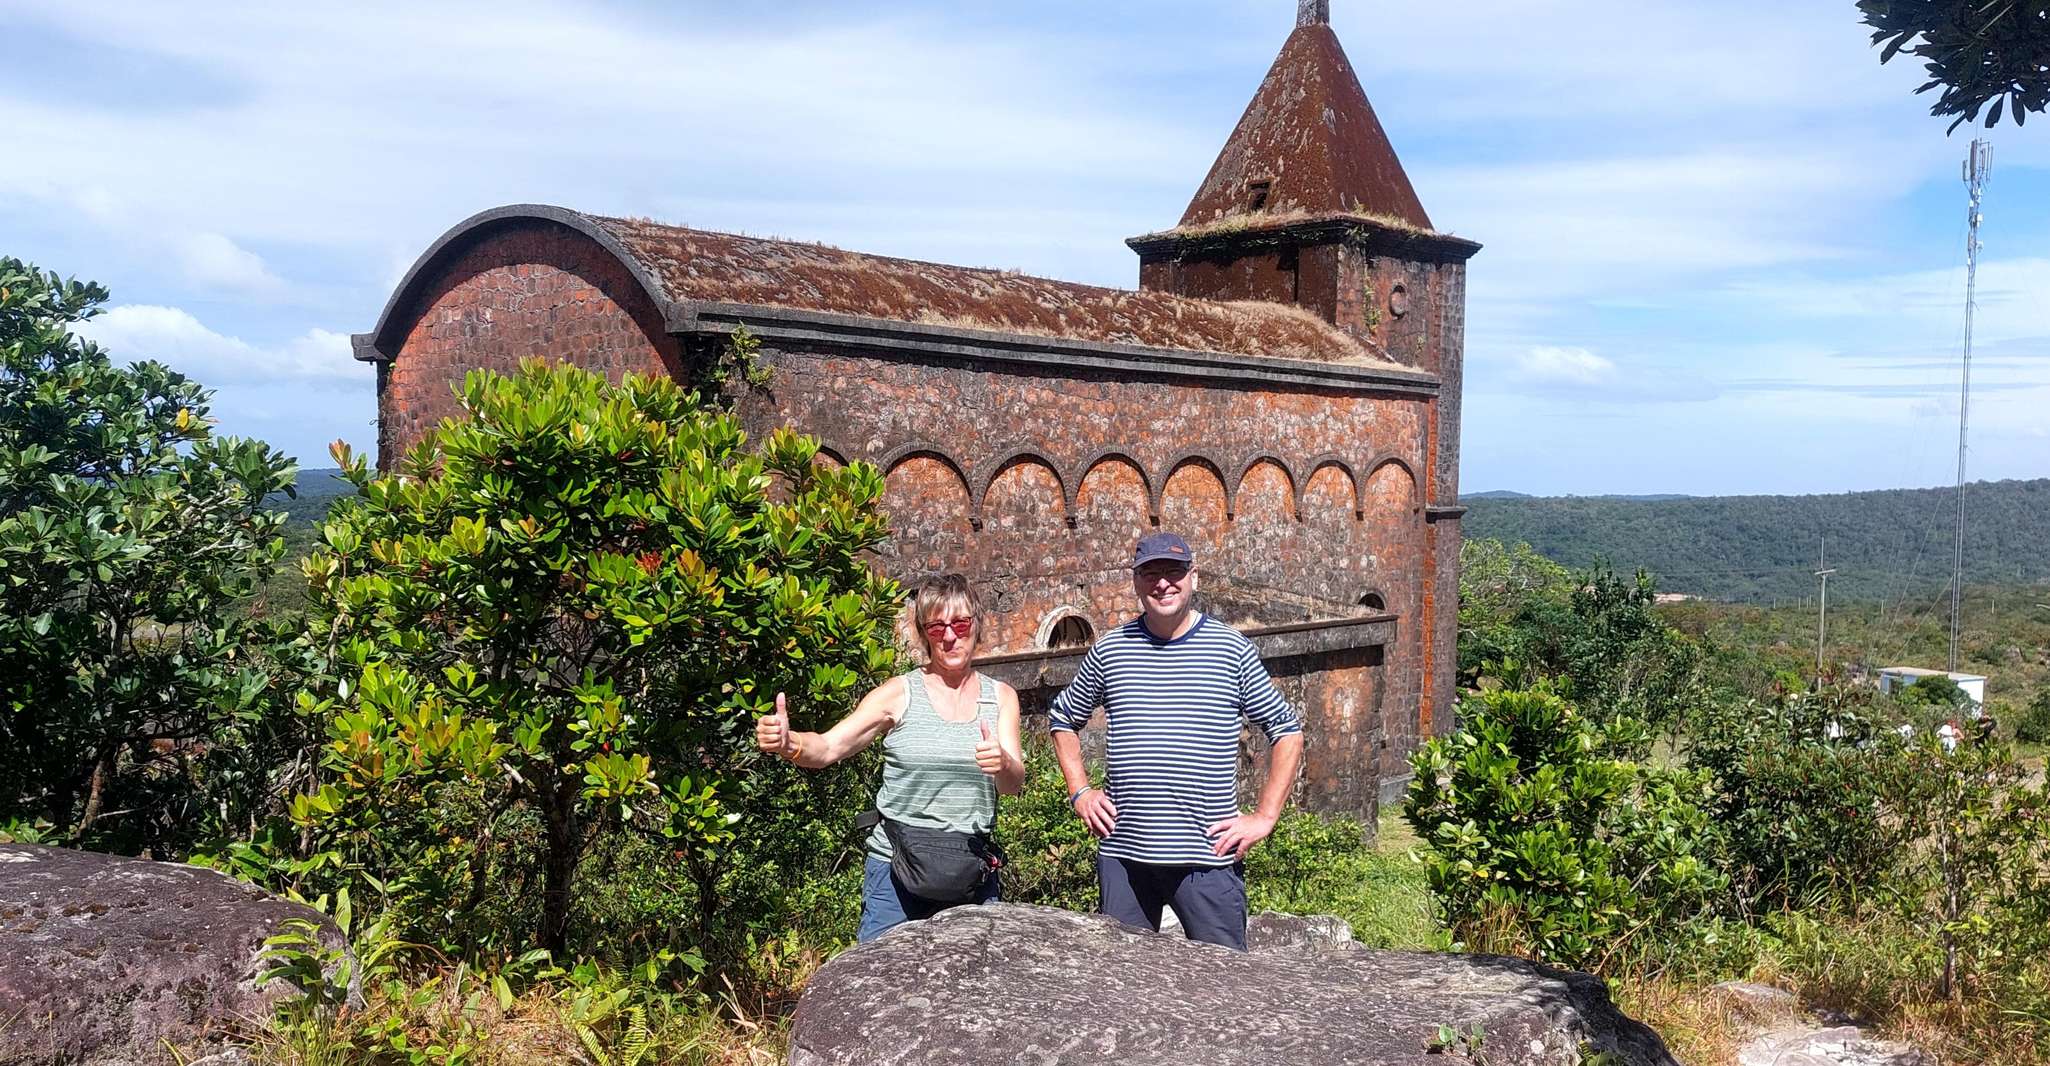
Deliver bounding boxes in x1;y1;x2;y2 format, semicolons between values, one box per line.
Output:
790;904;1676;1066
0;844;348;1065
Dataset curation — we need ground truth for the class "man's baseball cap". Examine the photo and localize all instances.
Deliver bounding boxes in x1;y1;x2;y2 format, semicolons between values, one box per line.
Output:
1130;531;1193;569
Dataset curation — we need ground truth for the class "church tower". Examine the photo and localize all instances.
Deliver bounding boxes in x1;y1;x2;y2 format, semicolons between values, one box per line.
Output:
1128;0;1479;746
1127;0;1478;378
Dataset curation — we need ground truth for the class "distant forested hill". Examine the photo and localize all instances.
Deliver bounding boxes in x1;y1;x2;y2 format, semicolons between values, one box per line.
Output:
276;467;354;524
1461;479;2050;604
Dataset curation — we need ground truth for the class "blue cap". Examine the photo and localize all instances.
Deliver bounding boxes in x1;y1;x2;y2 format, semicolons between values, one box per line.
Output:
1130;531;1194;569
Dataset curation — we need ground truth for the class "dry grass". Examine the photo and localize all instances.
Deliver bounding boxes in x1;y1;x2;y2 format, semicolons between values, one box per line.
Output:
1608;975;1774;1066
243;974;798;1066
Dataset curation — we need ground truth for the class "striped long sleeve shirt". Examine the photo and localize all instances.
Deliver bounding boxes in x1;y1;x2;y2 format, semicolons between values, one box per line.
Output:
1048;613;1303;866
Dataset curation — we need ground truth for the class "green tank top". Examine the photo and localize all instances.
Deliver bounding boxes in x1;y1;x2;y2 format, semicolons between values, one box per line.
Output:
866;670;1000;861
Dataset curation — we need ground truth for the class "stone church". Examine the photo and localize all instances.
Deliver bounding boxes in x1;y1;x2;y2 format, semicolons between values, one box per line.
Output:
353;2;1479;818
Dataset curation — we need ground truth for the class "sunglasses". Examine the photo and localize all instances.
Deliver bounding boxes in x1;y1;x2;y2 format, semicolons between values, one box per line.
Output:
922;618;974;640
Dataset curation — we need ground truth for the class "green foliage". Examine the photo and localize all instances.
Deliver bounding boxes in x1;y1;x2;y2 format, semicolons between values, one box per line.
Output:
283;359;903;957
996;737;1100;911
1859;0;2050;132
1456;538;1571;686
1674;582;2050;711
1405;684;1727;971
1899;673;1971;711
2015;687;2050;745
709;325;772;396
1459;543;1703;740
1424;1022;1484;1057
1683;681;1915;911
1460;480;2050;604
0;255;300;853
1887;729;2050;1005
257;900;788;1066
1245;810;1438;950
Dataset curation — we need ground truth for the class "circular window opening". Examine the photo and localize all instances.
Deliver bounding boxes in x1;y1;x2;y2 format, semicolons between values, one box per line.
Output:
1358;591;1387;612
1048;615;1095;650
1388;283;1410;318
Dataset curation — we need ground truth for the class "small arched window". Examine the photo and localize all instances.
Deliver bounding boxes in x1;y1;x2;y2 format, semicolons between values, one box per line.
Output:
1358;591;1387;612
1048;615;1095;650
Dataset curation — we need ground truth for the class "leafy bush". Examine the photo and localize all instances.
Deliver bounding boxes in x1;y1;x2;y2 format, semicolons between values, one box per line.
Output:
1405;684;1726;971
1684;682;1915;911
283;359;902;957
2017;688;2050;745
1898;673;1971;712
1458;543;1704;742
996;737;1099;911
1245;810;1437;950
1886;729;2050;1006
1456;539;1572;686
0;256;300;854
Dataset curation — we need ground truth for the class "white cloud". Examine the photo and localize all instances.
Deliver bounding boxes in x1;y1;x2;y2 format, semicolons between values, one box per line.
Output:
76;305;365;384
1499;345;1720;404
1726;258;2050;346
176;232;285;294
1517;346;1617;387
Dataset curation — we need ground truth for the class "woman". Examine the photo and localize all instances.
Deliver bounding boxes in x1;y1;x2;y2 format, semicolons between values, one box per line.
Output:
755;574;1025;941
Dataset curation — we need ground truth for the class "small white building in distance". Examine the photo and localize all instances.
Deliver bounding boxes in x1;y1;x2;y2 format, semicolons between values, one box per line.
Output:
1877;666;1988;708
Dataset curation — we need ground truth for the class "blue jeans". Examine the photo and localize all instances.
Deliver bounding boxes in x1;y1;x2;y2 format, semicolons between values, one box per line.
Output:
856;856;1000;942
1097;854;1248;950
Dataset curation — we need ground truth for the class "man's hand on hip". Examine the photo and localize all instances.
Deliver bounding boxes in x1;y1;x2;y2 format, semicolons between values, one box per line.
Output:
1073;787;1118;839
1206;811;1278;860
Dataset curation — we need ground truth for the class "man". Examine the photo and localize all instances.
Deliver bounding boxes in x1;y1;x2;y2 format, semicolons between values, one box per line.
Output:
1048;531;1305;950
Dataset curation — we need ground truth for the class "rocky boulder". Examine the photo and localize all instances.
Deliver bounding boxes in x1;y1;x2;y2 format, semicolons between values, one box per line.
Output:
0;844;349;1065
790;903;1677;1065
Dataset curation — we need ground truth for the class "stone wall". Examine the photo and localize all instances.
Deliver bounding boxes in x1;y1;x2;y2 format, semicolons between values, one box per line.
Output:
735;341;1432;815
375;221;683;461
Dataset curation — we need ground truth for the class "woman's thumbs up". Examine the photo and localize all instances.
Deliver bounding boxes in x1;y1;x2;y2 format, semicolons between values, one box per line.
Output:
973;720;1006;777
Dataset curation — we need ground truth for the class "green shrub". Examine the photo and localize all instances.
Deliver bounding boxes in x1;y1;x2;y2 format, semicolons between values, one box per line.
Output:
283;359;903;959
996;737;1099;911
1457;543;1705;743
1405;684;1726;971
1684;682;1913;911
1245;810;1438;950
1886;729;2050;1006
2014;689;2050;745
0;256;301;855
1898;674;1972;712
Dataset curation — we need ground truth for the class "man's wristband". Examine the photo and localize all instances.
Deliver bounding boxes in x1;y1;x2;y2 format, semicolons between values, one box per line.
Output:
1068;785;1094;807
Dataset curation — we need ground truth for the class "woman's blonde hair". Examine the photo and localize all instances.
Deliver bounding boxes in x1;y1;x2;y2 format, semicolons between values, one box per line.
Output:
900;573;981;660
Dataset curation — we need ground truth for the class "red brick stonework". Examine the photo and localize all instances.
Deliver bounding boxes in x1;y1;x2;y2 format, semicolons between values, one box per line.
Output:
372;220;684;463
354;15;1478;820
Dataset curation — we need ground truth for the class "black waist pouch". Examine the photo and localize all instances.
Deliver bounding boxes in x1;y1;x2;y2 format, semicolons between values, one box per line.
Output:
858;810;1005;904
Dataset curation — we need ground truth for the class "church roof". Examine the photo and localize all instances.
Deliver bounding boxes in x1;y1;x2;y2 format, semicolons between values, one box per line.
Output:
589;213;1403;368
1177;17;1432;231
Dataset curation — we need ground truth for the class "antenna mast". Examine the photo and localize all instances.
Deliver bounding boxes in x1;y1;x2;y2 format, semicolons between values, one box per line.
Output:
1950;139;1990;672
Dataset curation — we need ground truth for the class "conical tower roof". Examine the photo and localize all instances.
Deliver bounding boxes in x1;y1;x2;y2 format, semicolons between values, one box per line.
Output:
1179;6;1432;231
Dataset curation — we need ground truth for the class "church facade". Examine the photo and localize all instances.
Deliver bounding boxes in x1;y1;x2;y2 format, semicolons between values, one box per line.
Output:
354;5;1478;819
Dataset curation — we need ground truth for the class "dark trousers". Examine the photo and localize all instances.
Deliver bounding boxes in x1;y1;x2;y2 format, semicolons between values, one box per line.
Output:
856;856;1000;942
1096;854;1248;950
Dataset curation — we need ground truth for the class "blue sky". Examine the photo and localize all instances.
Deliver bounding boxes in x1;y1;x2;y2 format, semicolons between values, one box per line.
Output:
3;0;2045;496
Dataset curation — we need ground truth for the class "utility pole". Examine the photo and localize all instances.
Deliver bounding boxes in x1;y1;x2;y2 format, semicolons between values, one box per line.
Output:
1813;534;1837;681
1951;138;1991;672
1815;564;1837;679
